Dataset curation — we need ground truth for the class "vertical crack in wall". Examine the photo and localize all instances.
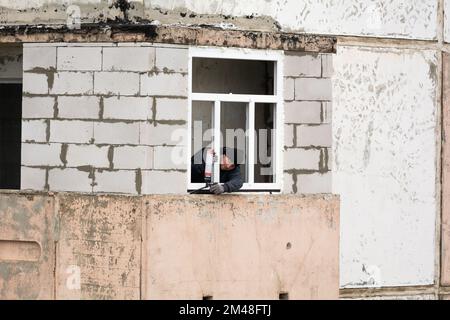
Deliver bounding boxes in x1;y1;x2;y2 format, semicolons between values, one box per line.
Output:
108;146;114;170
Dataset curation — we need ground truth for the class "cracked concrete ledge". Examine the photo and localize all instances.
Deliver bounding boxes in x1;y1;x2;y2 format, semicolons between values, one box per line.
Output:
0;23;337;53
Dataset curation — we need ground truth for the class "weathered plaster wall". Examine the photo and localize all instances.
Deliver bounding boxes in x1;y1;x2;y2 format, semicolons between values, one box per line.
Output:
0;191;340;300
0;45;21;79
333;46;438;288
56;194;142;299
0;0;438;40
21;42;189;195
283;52;333;194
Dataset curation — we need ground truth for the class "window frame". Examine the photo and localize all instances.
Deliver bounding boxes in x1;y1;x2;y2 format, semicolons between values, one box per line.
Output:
187;47;284;192
0;77;22;190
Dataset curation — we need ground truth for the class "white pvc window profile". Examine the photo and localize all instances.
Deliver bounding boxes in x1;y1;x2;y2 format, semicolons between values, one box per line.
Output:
187;47;284;192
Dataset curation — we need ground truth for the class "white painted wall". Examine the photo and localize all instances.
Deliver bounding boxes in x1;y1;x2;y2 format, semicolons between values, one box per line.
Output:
148;0;437;40
333;46;438;288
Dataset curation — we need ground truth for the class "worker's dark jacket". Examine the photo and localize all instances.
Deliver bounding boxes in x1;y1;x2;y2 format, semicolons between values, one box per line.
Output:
191;149;244;193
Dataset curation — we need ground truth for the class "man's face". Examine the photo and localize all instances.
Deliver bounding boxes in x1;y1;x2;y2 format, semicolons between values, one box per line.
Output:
220;154;236;171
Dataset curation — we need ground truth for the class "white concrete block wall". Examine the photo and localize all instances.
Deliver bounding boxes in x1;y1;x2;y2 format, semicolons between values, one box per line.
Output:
21;43;189;195
51;72;94;95
283;53;333;194
48;168;93;193
20;167;46;190
57;96;100;119
57;47;102;71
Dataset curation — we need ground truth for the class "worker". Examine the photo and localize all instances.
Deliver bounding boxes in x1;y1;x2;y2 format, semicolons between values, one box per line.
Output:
191;147;244;194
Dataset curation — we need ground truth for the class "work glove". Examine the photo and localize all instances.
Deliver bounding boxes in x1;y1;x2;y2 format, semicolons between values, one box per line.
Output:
210;183;225;195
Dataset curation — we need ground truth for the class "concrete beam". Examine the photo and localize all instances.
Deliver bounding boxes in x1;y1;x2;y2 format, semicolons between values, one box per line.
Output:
0;24;337;53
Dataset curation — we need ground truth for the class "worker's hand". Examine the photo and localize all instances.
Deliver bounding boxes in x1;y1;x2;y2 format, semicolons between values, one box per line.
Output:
210;183;225;195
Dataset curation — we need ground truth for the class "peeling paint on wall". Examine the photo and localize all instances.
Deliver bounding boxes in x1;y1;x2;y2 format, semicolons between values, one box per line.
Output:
0;46;22;79
0;191;340;300
0;0;438;40
441;52;450;286
333;46;437;288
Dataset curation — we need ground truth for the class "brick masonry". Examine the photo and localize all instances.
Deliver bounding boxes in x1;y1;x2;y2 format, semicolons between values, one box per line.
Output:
283;52;333;194
21;44;332;195
21;43;189;195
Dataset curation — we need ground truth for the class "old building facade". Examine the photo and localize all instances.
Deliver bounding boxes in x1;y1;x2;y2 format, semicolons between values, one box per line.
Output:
0;0;449;300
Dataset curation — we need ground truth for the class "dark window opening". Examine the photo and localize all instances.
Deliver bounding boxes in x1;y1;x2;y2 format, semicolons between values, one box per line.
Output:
0;83;22;189
279;292;289;300
192;58;274;95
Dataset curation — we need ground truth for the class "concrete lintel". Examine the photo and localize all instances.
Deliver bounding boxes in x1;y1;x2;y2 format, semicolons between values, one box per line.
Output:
0;23;337;53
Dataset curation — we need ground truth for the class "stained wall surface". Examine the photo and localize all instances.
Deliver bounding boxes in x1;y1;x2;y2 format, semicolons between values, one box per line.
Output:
0;192;55;299
0;191;340;300
56;194;142;299
333;46;438;288
21;43;189;195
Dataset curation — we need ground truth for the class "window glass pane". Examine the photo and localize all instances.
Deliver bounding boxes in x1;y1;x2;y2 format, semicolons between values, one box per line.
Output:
220;102;248;183
254;103;275;183
191;101;214;183
192;58;274;95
